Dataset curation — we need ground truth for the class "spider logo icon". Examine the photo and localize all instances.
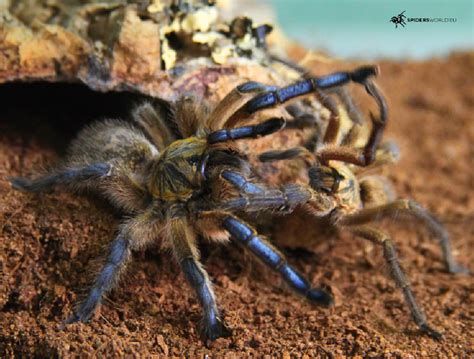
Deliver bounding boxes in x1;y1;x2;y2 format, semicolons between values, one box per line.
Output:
390;11;407;28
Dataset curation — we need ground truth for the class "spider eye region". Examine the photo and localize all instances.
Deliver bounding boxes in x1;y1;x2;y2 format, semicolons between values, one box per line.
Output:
186;154;201;166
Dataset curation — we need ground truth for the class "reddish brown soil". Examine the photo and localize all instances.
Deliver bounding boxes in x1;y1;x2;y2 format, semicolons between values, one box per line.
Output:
1;53;473;357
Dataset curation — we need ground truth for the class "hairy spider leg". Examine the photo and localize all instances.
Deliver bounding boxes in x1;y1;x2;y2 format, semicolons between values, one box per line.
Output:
282;90;340;150
132;102;176;150
349;225;443;339
220;170;265;195
63;206;164;325
259;147;315;165
207;117;285;144
330;86;365;126
258;80;388;168
284;103;320;129
221;185;311;212
219;169;335;216
317;81;388;166
222;216;333;306
64;230;131;324
259;143;399;176
317;89;341;145
270;55;366;134
170;217;229;342
338;199;469;274
225;66;379;128
207;81;277;131
10;163;111;193
349;141;401;175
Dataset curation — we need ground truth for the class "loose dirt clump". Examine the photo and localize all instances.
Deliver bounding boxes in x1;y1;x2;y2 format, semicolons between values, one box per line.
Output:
0;52;473;357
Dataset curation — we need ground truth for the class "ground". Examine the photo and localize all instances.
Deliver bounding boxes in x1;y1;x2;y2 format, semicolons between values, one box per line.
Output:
0;52;473;357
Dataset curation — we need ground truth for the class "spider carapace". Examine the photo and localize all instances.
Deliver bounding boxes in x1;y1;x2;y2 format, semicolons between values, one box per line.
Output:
148;137;209;201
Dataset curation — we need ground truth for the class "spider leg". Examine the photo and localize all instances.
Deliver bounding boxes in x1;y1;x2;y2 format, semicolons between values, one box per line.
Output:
226;66;379;128
269;54;374;128
317;81;388;166
10;163;111;193
259;141;399;176
351;141;400;175
330;86;365;125
284;90;341;148
15;120;159;212
339;122;363;147
169;216;229;343
358;175;396;208
338;200;469;274
371;141;401;167
64;206;164;325
64;228;131;324
11;162;150;213
259;147;315;165
222;216;333;305
319;89;342;145
220;185;309;212
219;178;335;216
271;55;370;148
207;81;277;131
284;103;320;130
217;169;334;217
258;81;390;169
132;102;175;150
348;225;442;339
220;170;265;195
207;117;284;144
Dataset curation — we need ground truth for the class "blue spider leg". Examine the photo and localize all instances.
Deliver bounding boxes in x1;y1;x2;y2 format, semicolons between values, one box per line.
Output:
206;81;277;131
220;170;265;195
64;231;130;324
316;80;388;166
270;56;365;128
222;216;333;306
10;163;111;193
219;170;321;214
207;117;284;144
237;81;276;93
170;217;229;342
220;184;318;213
258;147;315;164
180;258;229;341
230;66;378;122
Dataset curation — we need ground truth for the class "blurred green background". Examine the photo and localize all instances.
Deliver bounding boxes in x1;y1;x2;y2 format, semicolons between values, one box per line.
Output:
267;0;473;59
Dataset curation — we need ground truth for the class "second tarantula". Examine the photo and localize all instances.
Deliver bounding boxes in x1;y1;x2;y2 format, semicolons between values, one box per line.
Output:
233;72;469;339
11;66;379;342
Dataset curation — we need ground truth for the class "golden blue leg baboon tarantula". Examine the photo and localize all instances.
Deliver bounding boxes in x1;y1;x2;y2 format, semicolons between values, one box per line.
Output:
11;66;466;342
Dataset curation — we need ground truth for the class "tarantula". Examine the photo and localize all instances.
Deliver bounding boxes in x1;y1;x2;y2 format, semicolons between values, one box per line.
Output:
226;75;469;339
10;66;380;342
